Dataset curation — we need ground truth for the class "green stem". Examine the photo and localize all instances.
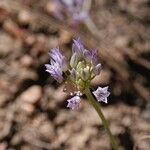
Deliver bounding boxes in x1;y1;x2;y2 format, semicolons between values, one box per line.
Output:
84;88;119;150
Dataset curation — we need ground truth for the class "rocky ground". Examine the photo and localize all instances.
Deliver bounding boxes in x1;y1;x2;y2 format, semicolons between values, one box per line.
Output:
0;0;150;150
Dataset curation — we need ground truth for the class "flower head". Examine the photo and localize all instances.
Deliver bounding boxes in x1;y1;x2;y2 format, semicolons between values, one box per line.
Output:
67;95;81;110
45;38;110;109
93;86;110;103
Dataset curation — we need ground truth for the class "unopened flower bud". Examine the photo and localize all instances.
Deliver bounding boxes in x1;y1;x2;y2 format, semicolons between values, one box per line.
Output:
70;52;79;68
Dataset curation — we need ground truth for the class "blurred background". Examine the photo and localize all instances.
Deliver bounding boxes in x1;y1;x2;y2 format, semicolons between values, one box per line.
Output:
0;0;149;149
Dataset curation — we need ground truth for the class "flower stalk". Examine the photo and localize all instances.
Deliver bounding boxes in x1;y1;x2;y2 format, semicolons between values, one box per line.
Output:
45;38;119;149
84;88;119;150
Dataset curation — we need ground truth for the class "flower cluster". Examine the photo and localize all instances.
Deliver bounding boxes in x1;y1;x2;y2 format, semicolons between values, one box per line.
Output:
45;38;110;109
50;0;88;24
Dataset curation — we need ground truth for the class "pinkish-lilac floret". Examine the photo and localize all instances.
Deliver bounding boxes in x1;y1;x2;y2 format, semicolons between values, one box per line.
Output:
67;95;81;109
45;61;63;83
72;38;85;56
45;48;68;83
59;0;88;21
49;48;67;71
84;49;99;65
93;86;110;103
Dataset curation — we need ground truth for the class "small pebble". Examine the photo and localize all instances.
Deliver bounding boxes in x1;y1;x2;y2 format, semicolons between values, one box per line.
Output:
20;85;42;104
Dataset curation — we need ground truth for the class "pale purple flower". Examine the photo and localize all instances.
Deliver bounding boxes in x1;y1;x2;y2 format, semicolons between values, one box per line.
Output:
70;38;85;68
59;0;87;20
93;86;110;103
84;48;102;75
52;0;88;23
45;48;67;83
50;48;63;63
72;38;100;66
49;48;67;71
84;49;99;65
45;61;63;83
72;38;85;56
67;95;81;109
